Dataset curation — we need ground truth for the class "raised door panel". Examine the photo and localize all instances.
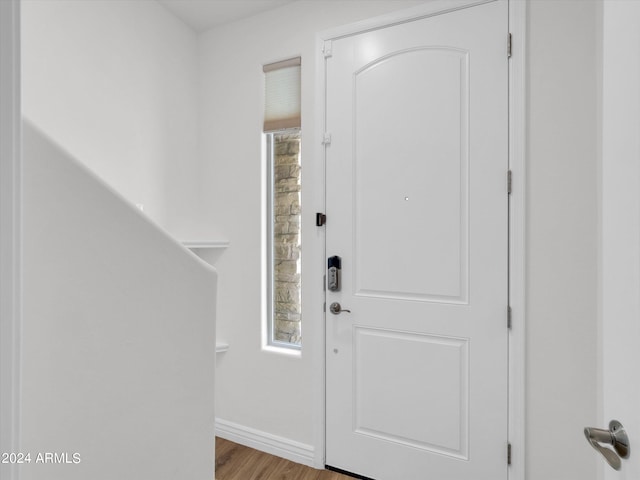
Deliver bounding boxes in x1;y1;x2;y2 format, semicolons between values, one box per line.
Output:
354;48;469;303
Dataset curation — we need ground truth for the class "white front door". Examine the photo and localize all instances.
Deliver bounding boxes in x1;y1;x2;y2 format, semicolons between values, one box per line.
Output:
324;2;509;479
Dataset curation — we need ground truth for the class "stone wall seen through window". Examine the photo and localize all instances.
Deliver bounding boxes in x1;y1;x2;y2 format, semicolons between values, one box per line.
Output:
272;133;301;345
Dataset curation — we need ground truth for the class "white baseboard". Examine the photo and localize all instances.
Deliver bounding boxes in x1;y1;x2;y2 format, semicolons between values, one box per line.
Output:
215;418;316;467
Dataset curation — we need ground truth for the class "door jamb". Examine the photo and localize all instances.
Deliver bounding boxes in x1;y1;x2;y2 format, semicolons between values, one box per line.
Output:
0;1;22;480
313;2;527;480
507;1;527;479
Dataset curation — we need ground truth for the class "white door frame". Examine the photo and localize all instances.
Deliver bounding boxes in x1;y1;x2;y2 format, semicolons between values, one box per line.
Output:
0;1;22;480
507;1;527;479
312;2;527;479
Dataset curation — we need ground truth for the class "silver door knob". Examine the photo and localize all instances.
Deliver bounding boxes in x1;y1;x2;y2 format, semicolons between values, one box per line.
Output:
584;420;630;470
329;302;351;314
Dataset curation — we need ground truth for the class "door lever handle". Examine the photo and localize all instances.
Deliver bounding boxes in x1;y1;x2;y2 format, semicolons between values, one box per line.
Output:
329;302;351;315
584;420;629;470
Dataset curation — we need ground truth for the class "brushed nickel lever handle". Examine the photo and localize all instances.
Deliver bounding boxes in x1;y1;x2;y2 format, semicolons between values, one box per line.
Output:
584;420;630;470
329;302;351;314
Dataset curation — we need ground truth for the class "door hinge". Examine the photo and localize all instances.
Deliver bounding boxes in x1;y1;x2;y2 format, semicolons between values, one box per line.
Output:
322;133;332;145
507;305;512;330
323;40;333;58
507;170;513;195
316;212;327;226
323;275;326;292
507;33;512;58
507;443;512;465
323;301;326;312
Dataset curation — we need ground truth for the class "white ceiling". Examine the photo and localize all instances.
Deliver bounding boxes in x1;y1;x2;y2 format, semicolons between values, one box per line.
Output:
157;0;298;32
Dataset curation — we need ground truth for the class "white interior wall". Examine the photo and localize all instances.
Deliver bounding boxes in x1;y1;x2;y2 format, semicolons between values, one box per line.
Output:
21;0;201;238
602;1;640;479
204;3;602;477
199;0;424;454
526;1;600;479
16;0;606;476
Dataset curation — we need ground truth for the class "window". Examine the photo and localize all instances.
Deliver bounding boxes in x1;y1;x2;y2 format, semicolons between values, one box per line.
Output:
267;132;302;347
264;58;302;348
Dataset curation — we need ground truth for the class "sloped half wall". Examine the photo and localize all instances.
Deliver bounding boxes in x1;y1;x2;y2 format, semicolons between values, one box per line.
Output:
21;120;217;480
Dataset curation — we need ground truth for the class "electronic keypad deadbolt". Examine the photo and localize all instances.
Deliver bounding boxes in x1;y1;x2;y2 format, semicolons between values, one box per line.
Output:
328;256;341;292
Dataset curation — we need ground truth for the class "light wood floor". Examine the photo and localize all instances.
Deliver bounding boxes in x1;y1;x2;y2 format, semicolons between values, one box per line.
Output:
215;437;354;480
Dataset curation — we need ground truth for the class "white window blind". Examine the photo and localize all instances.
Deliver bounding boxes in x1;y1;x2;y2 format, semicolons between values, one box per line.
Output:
263;57;301;132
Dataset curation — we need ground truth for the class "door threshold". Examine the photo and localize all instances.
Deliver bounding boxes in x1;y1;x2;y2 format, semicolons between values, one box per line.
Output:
326;465;376;480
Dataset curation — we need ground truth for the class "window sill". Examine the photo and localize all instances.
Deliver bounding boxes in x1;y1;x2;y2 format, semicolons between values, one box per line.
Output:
262;344;302;357
182;240;230;249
